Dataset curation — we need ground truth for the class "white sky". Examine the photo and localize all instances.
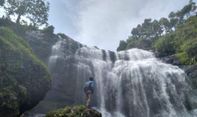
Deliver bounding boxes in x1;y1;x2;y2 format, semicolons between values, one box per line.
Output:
47;0;196;50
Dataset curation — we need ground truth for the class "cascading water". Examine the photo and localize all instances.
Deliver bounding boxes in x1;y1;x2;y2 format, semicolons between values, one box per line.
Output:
35;38;192;117
74;47;190;117
48;40;64;70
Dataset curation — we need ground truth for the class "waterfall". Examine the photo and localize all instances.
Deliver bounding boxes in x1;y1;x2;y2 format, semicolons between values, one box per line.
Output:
48;40;64;70
74;47;190;117
36;38;191;117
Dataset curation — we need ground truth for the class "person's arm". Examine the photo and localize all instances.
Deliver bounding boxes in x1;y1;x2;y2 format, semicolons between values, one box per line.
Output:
92;81;95;88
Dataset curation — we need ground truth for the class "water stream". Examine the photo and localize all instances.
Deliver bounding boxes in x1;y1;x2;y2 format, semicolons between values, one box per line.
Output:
74;46;189;117
36;39;192;117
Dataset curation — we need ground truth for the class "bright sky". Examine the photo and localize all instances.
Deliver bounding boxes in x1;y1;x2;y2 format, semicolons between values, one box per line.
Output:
46;0;196;50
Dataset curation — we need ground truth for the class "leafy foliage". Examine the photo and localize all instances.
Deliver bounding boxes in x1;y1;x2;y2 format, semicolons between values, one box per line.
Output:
117;40;127;51
154;34;177;57
27;0;49;27
117;1;197;52
117;1;197;65
126;37;152;50
154;16;197;64
42;25;55;35
185;41;197;61
3;0;49;27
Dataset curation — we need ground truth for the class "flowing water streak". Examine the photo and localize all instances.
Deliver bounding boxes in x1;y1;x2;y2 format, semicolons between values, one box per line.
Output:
46;39;190;117
74;47;190;117
48;40;64;70
29;38;192;117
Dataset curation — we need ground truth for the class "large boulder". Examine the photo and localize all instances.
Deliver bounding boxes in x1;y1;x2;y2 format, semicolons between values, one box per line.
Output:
159;54;181;65
26;32;83;114
159;56;197;110
24;30;58;64
0;27;51;117
184;65;197;110
185;65;197;89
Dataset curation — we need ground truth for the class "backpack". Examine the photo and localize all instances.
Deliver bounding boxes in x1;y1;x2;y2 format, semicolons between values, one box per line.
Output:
84;81;94;93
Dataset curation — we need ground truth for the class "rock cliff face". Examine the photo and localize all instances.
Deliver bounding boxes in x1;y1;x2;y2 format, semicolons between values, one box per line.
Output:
0;27;51;117
19;26;196;117
160;55;197;111
184;65;197;110
28;35;192;117
23;32;83;113
24;31;58;64
185;65;197;89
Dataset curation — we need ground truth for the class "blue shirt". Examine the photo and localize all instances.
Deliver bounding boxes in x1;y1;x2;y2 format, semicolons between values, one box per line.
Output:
84;80;95;90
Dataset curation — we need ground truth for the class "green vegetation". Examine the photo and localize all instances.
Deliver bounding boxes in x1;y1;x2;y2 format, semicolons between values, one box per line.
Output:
0;27;51;117
153;33;177;57
3;0;49;27
43;25;55;35
46;105;102;117
0;1;53;116
154;16;197;64
0;17;57;63
117;1;197;65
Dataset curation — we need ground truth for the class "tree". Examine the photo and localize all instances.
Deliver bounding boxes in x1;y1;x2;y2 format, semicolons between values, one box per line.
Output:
131;24;142;38
168;1;196;25
42;25;54;35
131;19;162;41
117;40;127;51
152;20;162;37
4;0;31;23
117;1;197;52
27;0;49;27
159;18;171;33
179;2;193;18
168;12;176;19
4;0;49;27
184;3;193;16
154;34;176;57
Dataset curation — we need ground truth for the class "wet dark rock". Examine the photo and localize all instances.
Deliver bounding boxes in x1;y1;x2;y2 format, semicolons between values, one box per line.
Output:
0;27;51;117
160;55;197;111
24;31;58;64
187;90;197;110
159;54;181;65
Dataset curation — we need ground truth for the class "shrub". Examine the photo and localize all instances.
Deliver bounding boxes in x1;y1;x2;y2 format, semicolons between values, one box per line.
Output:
42;25;55;35
117;40;127;51
154;34;177;57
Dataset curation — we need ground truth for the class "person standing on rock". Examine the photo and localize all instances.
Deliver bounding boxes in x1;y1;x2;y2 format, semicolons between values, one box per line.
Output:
84;77;95;108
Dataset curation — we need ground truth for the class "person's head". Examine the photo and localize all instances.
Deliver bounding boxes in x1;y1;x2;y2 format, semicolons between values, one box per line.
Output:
89;77;94;81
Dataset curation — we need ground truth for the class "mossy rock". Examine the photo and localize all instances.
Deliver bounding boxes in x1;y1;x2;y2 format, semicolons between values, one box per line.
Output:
0;27;51;117
46;105;102;117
